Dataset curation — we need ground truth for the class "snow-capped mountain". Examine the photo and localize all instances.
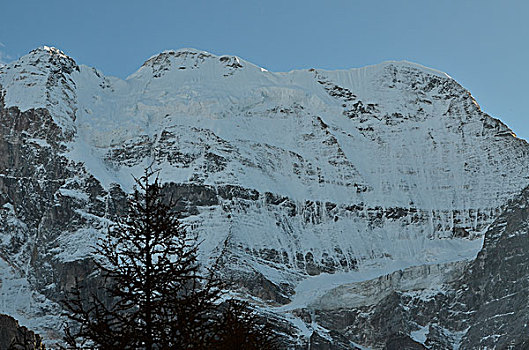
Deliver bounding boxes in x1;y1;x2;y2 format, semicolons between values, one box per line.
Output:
1;46;529;348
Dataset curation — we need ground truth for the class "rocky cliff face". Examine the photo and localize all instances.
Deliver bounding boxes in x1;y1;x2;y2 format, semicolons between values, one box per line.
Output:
0;314;44;350
458;185;529;348
305;184;529;349
0;47;528;348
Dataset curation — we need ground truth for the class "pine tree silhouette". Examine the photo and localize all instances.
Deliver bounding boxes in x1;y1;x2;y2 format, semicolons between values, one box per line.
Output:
62;169;280;349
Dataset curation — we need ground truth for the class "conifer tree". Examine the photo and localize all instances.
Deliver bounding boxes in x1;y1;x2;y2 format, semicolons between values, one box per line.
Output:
212;300;279;350
62;169;280;349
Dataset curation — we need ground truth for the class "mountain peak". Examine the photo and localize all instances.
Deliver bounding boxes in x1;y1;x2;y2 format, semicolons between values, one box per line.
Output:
142;48;215;64
0;45;79;128
14;45;79;75
32;45;69;58
377;60;451;78
131;48;253;80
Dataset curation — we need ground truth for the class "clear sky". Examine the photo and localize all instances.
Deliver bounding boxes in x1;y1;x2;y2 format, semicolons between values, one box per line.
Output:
1;0;528;140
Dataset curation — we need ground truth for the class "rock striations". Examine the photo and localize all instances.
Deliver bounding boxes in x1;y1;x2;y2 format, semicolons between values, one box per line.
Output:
0;46;529;348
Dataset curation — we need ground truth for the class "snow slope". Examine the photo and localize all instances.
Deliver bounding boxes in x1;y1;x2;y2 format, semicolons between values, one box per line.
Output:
1;47;529;345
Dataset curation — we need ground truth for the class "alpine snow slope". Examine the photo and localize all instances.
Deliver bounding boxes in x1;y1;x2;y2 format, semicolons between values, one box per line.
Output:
1;47;529;348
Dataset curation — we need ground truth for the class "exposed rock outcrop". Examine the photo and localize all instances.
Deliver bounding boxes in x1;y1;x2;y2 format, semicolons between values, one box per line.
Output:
298;184;529;348
0;314;44;350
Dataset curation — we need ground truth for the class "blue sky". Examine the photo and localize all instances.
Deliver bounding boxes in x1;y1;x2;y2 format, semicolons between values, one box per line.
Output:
1;0;528;140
